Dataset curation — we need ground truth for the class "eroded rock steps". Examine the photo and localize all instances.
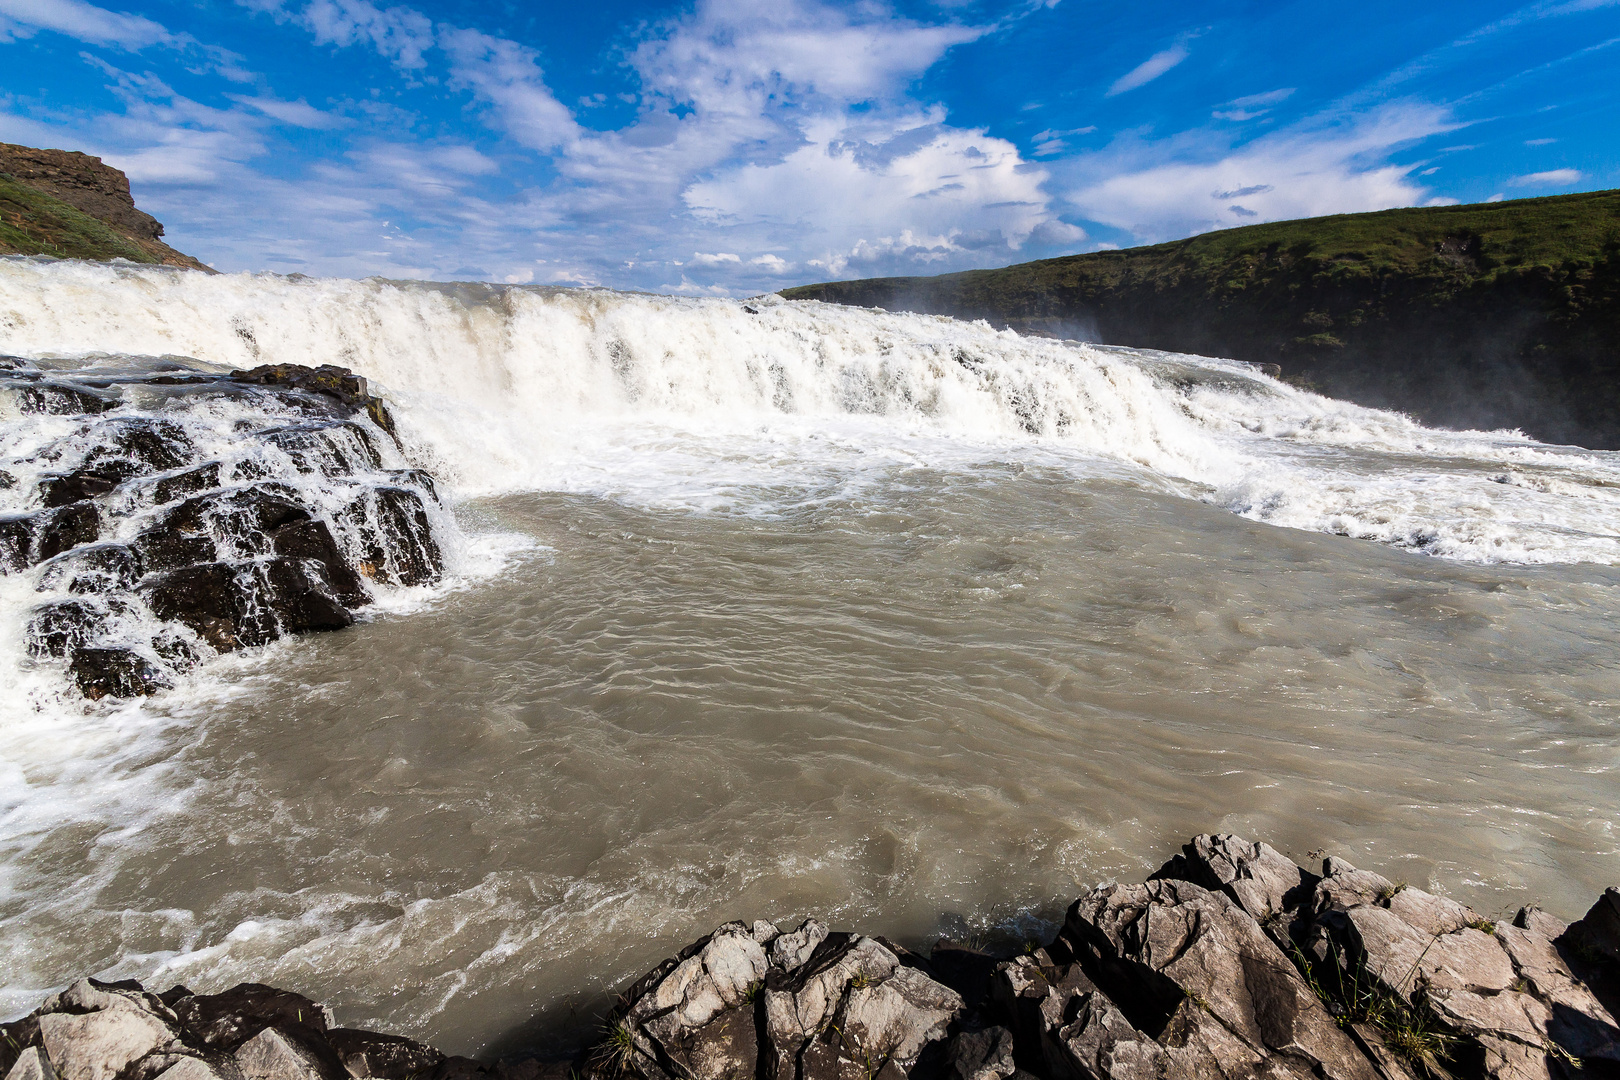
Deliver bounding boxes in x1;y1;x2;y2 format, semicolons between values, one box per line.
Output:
0;356;447;698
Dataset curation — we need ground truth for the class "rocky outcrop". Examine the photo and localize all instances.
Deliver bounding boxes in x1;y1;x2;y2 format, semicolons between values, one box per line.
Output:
0;142;211;271
7;837;1615;1080
564;837;1620;1080
0;357;446;698
0;980;538;1080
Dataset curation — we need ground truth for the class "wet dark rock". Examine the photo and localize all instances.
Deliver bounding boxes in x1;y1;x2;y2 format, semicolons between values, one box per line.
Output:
0;503;102;572
387;469;440;505
25;597;131;658
37;503;101;562
37;544;143;595
150;463;221;505
135;486;308;574
1;357;443;697
71;418;194;475
140;558;352;653
341;487;441;587
163;486;310;549
133;522;219;575
0;516;34;572
17;382;121;415
230;364;398;440
258;558;355;636
261;422;382;474
138;563;245;651
39;463;138;507
326;1030;446;1080
271;519;368;607
68;646;171;699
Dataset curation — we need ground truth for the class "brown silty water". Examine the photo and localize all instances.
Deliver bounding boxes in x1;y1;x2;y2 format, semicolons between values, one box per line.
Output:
0;265;1615;1060
4;470;1616;1057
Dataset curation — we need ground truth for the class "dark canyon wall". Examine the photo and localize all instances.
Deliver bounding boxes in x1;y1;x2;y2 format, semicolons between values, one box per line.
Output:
782;191;1620;450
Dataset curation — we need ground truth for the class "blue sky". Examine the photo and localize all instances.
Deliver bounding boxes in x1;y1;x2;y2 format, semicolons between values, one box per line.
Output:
1;0;1616;292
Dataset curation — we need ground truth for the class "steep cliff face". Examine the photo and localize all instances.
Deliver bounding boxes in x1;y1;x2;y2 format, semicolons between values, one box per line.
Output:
0;142;211;271
782;190;1620;450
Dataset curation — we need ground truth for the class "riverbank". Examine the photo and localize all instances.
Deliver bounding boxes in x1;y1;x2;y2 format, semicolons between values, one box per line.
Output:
7;834;1616;1080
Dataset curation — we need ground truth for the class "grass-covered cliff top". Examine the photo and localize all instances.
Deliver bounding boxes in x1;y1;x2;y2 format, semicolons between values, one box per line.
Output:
0;143;210;272
0;174;166;265
782;189;1620;309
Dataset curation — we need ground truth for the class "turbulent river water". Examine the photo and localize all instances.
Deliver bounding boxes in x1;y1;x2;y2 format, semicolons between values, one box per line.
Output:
0;259;1616;1057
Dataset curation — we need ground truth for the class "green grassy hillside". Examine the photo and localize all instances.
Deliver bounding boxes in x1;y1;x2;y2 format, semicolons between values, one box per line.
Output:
782;190;1620;448
0;173;166;264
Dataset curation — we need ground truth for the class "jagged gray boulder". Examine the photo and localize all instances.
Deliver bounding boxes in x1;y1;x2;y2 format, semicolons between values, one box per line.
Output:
6;836;1617;1080
1300;855;1620;1080
36;981;186;1080
235;1027;341;1080
1573;888;1620;965
1061;878;1380;1080
5;1048;59;1080
1152;834;1320;944
942;1026;1015;1080
598;920;963;1080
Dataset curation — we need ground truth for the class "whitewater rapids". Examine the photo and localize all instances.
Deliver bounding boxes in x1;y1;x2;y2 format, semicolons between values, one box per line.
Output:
0;258;1616;1056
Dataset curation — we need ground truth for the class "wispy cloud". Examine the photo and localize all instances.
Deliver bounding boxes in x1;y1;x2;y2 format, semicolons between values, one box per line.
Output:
1107;41;1189;97
1509;168;1583;185
1062;103;1459;242
440;28;578;152
286;0;433;68
0;0;170;49
1212;87;1294;121
226;94;348;129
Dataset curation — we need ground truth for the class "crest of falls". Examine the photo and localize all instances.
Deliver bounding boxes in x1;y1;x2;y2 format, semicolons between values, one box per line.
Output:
2;257;1617;566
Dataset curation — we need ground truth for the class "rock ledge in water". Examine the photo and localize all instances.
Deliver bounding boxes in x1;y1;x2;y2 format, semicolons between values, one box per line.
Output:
0;357;447;698
6;835;1616;1080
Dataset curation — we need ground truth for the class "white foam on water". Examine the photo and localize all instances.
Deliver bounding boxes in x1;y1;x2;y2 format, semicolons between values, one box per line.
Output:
1;257;1619;1025
3;258;1615;564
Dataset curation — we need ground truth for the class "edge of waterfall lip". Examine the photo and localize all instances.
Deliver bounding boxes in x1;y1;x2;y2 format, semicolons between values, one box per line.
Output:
3;263;1620;570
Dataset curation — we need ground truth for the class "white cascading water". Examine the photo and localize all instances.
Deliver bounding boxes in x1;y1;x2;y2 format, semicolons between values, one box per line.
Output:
2;257;1619;1041
3;258;1617;567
